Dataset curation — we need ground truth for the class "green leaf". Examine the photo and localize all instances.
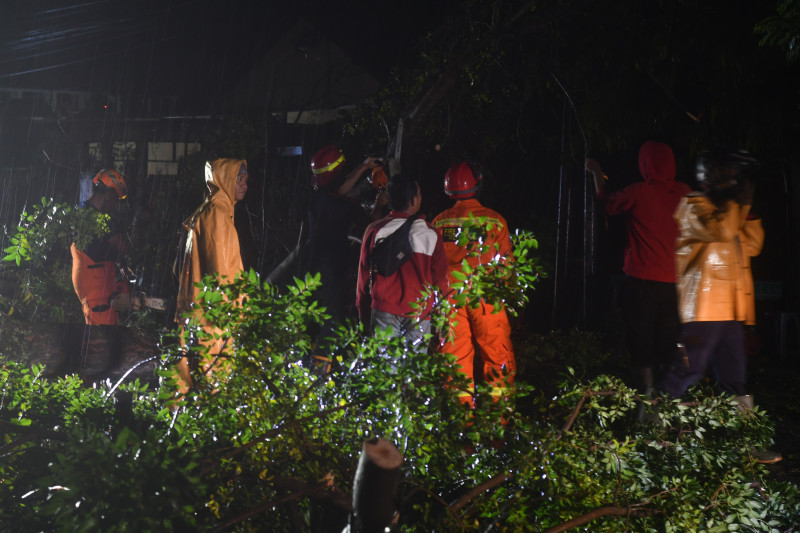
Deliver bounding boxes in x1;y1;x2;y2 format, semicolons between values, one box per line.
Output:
451;270;468;281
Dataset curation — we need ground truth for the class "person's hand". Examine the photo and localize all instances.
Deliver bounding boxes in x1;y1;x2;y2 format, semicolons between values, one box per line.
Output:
362;156;381;169
369;190;388;220
585;157;603;177
111;292;131;312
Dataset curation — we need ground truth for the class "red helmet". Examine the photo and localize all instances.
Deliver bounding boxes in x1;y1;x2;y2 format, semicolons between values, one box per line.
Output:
310;145;345;188
93;169;127;199
444;162;482;199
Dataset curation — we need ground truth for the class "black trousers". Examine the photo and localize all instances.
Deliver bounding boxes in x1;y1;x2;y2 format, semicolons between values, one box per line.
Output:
621;276;680;376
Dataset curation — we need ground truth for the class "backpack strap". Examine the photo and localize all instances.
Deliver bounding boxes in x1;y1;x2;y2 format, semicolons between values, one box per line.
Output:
369;214;417;286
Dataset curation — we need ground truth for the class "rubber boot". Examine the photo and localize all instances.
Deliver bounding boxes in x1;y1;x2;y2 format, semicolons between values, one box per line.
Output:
633;367;660;425
631;366;655;396
734;395;782;464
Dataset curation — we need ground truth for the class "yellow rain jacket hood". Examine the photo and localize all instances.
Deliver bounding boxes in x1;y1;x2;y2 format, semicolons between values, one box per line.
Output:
175;158;246;320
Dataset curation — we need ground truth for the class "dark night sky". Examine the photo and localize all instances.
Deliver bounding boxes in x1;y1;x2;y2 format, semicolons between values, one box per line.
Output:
0;0;456;104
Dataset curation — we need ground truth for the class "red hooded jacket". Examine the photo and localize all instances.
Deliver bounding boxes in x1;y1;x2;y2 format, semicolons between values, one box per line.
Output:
599;141;691;283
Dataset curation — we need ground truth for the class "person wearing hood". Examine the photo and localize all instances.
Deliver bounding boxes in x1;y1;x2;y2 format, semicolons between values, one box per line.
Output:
173;158;249;394
659;148;763;399
654;148;780;464
586;141;690;394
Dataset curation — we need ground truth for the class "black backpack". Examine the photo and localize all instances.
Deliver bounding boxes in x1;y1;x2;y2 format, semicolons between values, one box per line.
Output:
371;215;417;277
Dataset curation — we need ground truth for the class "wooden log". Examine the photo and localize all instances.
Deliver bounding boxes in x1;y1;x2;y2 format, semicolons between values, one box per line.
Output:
0;317;159;386
349;437;403;533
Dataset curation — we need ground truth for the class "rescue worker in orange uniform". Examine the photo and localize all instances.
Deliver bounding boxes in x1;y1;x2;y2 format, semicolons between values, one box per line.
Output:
173;158;249;394
432;162;516;408
71;169;130;325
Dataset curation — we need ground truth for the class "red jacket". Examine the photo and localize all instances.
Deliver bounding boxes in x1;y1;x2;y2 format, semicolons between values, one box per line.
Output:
599;141;691;283
356;211;449;320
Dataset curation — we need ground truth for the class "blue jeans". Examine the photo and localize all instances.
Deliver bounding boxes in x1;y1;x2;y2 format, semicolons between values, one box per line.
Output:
371;310;431;354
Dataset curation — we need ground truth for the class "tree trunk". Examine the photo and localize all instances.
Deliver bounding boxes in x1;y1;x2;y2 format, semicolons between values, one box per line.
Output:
0;317;159;386
349;437;403;533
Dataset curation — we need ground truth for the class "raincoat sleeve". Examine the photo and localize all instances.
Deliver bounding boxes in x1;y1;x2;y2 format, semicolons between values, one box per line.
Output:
197;204;244;285
356;222;377;322
431;229;450;295
192;197;243;282
740;215;764;258
683;197;742;244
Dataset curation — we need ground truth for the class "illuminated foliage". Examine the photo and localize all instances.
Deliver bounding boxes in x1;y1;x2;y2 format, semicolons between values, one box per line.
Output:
2;233;799;531
1;198;109;322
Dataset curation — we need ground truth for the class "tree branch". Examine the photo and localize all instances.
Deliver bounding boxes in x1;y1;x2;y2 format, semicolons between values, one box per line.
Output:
404;1;539;133
544;505;659;533
450;471;514;512
403;485;465;529
209;474;350;532
0;422;66;457
561;390;618;433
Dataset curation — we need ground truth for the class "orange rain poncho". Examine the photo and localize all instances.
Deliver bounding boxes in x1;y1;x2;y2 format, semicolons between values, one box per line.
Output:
674;196;764;326
173;158;247;393
175;158;247;319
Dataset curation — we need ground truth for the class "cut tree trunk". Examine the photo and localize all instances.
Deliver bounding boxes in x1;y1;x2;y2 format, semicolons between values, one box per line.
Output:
0;316;159;386
349;437;403;532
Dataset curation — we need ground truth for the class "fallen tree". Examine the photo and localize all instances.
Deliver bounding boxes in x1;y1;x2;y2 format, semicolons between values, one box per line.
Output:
2;265;799;531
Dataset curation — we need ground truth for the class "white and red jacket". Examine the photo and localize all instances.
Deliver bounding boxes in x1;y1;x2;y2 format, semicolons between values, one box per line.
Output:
356;211;449;321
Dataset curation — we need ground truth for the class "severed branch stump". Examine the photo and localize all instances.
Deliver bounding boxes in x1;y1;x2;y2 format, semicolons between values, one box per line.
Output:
348;437;403;533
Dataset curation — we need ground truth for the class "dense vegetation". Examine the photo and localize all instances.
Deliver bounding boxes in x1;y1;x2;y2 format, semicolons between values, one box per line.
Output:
2;1;800;530
2;216;800;531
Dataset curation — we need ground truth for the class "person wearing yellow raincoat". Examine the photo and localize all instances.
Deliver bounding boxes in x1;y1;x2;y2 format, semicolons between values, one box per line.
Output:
173;158;249;394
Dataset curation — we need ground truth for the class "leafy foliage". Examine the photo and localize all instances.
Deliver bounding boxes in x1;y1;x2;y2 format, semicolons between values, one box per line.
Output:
446;215;545;317
1;4;800;528
0;198;109;322
2;197;109;268
2;230;800;530
3;338;800;531
756;0;800;63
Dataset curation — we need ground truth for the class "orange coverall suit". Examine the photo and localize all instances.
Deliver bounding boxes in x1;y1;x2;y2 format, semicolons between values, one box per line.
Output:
432;198;515;407
71;216;129;326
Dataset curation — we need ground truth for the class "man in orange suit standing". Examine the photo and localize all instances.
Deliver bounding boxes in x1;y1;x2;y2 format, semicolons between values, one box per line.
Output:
432;162;515;409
